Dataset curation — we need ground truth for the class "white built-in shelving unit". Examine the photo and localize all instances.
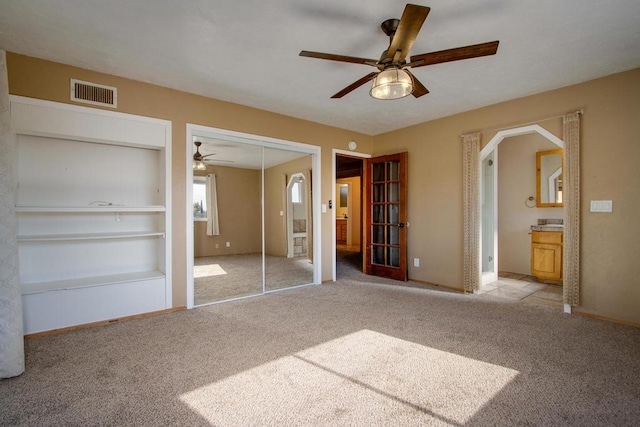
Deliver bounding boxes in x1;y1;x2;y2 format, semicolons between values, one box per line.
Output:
10;96;172;334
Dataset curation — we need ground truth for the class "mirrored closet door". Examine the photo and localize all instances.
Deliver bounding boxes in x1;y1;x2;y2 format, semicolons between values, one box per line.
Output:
192;140;263;305
264;149;314;292
189;129;318;307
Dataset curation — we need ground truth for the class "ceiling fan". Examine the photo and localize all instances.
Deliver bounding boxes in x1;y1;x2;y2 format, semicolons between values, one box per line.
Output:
193;141;234;170
299;4;499;100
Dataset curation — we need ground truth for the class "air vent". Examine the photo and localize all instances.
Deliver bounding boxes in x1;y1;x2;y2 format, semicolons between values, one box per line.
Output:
70;79;117;108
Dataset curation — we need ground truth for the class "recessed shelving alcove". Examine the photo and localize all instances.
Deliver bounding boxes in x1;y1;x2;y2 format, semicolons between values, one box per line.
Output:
10;96;172;334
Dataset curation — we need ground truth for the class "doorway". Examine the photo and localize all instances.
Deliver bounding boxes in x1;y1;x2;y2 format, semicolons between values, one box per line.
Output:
479;125;566;302
481;151;497;284
333;151;368;281
186;125;321;309
286;172;311;259
332;150;409;282
480;125;565;286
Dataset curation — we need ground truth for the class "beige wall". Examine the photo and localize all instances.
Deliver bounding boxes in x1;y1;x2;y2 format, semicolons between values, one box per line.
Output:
6;52;374;308
7;52;639;325
374;68;640;324
193;165;261;258
497;133;564;274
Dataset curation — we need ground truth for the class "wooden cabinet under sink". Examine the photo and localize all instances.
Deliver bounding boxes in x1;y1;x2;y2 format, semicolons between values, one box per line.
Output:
531;231;563;284
336;219;347;244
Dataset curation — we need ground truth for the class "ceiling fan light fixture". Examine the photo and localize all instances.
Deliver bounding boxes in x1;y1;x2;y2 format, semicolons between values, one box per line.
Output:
370;68;413;100
193;141;208;170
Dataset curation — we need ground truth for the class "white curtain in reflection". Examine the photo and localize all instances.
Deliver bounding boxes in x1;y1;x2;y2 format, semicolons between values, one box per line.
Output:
0;50;25;378
206;174;220;236
305;169;313;262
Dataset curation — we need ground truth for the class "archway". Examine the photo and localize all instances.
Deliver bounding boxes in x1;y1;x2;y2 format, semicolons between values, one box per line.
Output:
463;114;581;313
479;125;564;286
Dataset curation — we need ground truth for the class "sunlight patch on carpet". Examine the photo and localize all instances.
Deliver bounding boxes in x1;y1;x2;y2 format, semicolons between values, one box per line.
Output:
194;264;226;278
179;330;519;425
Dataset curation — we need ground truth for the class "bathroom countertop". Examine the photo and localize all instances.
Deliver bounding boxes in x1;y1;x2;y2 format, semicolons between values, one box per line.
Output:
531;224;564;232
531;218;563;232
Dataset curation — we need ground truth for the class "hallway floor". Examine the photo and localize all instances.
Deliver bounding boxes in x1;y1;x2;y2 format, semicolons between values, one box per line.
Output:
479;272;563;308
335;251;564;309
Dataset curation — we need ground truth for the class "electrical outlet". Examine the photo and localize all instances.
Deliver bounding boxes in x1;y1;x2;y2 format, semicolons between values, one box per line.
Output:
413;258;420;267
215;244;219;249
226;242;231;248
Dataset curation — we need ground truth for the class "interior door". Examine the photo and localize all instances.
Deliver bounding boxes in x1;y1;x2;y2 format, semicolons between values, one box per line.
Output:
365;152;408;281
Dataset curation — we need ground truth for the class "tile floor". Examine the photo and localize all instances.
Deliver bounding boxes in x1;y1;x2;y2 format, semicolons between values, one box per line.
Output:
479;271;564;308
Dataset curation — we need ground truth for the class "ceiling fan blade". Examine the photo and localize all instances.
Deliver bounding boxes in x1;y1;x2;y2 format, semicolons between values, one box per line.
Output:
387;4;431;62
409;41;500;68
406;70;429;98
205;159;235;164
300;50;378;67
331;72;378;99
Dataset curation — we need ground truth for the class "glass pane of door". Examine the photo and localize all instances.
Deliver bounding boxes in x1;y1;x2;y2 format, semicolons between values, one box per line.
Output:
193;138;263;304
371;160;402;268
264;149;314;291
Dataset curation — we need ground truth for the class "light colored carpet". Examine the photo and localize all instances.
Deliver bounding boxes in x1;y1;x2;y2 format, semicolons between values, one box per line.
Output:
194;254;314;305
1;256;639;425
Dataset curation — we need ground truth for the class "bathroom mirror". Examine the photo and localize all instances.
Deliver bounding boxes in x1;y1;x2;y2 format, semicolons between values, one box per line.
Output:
536;149;564;207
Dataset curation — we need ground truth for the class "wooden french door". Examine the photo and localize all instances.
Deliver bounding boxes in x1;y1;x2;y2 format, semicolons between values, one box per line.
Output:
364;152;408;281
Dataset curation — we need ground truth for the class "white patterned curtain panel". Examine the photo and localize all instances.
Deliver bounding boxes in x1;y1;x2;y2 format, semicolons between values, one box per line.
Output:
563;113;581;306
0;49;25;378
462;133;481;293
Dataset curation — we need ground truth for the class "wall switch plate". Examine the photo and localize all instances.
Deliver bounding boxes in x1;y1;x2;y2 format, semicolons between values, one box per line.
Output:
413;258;420;267
321;204;327;213
590;200;613;212
226;242;231;247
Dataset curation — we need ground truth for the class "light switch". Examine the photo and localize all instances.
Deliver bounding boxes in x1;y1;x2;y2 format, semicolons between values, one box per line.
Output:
590;200;613;212
321;204;327;213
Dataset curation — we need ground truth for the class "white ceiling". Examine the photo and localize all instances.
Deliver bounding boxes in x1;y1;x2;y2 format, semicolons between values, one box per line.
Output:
195;135;309;170
1;0;639;135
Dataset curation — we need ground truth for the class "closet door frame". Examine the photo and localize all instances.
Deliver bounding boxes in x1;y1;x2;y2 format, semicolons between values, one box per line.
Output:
185;124;321;309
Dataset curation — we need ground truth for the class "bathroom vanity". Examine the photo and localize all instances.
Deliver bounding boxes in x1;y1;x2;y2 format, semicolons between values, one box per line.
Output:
336;218;348;244
531;220;563;284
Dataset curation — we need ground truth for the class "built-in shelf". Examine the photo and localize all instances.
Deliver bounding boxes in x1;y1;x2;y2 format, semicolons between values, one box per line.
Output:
21;270;166;295
15;206;166;213
18;231;165;242
12;96;172;334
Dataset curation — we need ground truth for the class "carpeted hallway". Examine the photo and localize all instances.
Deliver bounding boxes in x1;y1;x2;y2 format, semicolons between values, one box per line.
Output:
1;264;639;425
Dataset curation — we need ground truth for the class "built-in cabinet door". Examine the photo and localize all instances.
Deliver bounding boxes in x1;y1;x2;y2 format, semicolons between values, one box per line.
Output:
531;231;563;282
531;243;562;281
